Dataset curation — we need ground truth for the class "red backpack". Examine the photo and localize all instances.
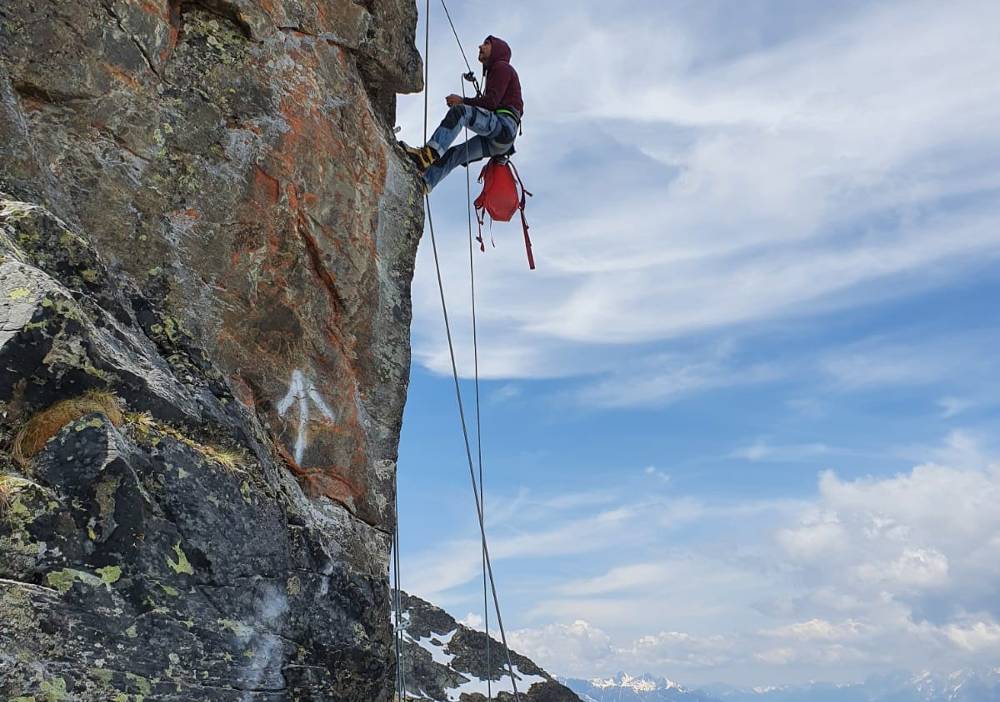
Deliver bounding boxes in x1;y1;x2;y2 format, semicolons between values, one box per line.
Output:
473;158;535;269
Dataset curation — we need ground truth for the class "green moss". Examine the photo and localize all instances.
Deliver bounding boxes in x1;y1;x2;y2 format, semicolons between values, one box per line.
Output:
96;565;122;585
0;475;38;525
125;673;151;696
45;568;103;594
94;475;119;530
90;668;113;685
45;569;80;594
166;542;194;575
39;676;69;701
8;287;31;300
160;583;179;597
217;618;251;637
126;624;138;638
74;417;105;431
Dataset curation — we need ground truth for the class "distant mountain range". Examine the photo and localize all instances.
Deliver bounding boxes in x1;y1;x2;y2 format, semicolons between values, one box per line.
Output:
561;673;717;701
561;669;1000;702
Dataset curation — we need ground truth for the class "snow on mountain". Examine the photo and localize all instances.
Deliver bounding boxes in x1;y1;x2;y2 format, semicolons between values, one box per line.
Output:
703;668;1000;702
397;592;580;701
564;669;1000;702
563;672;717;701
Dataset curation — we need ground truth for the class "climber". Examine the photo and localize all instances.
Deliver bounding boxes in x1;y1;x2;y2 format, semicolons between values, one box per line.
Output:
402;35;523;192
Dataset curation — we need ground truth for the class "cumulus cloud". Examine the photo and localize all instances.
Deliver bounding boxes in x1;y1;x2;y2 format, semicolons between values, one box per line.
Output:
626;630;736;669
776;452;1000;624
509;620;736;678
508;620;615;678
762;619;868;643
420;433;1000;685
944;620;1000;652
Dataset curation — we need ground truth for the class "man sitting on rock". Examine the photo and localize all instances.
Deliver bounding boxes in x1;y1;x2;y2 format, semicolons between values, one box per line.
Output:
402;35;523;192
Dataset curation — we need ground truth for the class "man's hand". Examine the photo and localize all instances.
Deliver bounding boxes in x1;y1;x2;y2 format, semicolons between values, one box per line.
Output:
446;94;463;107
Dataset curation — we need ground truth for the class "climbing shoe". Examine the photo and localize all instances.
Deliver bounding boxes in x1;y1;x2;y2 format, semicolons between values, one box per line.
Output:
400;142;438;172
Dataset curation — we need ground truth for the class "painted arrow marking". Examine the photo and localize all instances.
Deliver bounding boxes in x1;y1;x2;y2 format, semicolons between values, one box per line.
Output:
276;369;337;463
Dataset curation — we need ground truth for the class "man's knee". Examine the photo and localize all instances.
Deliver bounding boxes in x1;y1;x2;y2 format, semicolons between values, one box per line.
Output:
442;104;466;129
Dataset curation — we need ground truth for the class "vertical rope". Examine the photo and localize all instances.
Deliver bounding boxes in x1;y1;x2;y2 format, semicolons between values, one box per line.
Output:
393;502;405;700
393;4;432;698
421;1;521;699
424;201;522;701
422;0;430;144
461;76;492;702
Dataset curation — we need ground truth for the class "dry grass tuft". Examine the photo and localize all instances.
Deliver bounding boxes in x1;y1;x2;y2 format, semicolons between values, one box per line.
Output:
12;390;124;470
126;412;246;473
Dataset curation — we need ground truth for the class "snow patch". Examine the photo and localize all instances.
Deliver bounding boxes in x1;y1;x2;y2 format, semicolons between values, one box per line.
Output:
410;628;458;667
445;664;546;702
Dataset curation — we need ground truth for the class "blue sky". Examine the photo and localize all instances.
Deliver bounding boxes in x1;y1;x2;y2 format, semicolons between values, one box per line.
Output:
393;0;1000;688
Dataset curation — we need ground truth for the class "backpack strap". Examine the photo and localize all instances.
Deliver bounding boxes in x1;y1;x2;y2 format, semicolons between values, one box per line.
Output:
507;162;535;270
473;162;490;251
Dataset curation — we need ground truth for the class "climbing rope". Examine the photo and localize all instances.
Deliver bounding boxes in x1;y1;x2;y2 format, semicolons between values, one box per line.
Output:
461;75;492;702
440;0;476;78
422;2;522;700
393;2;521;700
424;203;522;701
393;495;406;699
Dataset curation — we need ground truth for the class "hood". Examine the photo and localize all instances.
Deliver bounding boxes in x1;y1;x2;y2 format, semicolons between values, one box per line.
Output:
484;35;512;70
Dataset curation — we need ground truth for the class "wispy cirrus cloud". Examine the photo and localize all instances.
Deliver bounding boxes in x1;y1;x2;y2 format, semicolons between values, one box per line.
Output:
403;0;1000;384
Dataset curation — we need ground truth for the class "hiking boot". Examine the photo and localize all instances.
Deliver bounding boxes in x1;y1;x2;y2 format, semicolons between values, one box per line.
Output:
400;142;438;172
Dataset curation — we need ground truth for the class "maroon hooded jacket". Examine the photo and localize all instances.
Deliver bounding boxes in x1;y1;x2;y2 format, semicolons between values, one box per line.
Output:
463;35;524;118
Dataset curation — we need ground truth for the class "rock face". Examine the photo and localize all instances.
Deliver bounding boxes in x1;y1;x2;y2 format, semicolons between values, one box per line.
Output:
0;0;425;699
398;592;581;702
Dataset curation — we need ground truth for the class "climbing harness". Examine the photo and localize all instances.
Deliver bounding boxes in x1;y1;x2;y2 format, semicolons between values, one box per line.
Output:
392;1;525;701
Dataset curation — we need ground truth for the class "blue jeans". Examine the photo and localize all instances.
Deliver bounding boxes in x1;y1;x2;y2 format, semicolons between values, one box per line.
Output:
424;105;517;191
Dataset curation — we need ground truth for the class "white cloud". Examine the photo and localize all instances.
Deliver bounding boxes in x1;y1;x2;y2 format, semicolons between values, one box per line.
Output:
509;620;615;678
407;433;1000;684
626;630;736;669
555;563;673;597
644;466;671;483
490;383;522;403
574;345;780;408
404;0;1000;384
509;620;737;678
459;612;484;630
731;440;831;463
944;620;1000;652
939;397;975;419
762;619;868;643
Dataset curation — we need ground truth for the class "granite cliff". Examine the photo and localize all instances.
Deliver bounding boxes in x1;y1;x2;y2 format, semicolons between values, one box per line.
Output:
0;0;426;699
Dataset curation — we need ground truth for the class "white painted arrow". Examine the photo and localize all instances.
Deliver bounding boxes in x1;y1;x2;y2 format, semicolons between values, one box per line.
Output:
276;369;337;463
